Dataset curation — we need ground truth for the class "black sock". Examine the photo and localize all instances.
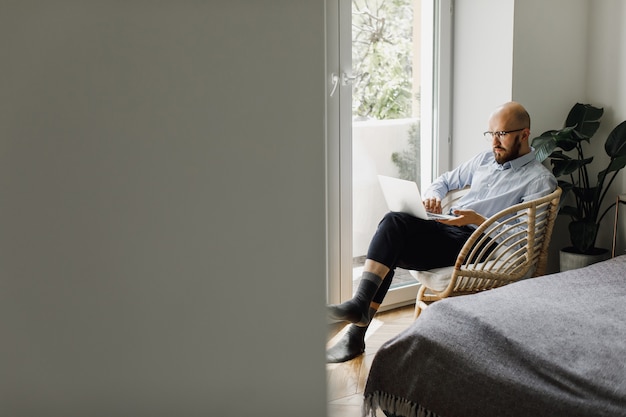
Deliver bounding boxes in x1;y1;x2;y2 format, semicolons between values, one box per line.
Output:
372;269;394;305
353;271;383;311
326;324;368;363
326;271;395;363
327;271;382;326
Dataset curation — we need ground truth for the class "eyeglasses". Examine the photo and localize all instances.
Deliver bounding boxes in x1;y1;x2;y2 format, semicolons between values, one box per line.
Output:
483;128;526;140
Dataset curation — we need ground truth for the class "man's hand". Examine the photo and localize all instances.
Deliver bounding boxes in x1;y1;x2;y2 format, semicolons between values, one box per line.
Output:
423;197;442;214
436;209;486;227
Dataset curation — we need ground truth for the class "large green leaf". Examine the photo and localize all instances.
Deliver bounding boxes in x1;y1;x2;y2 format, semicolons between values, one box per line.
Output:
548;150;573;161
530;103;626;253
551;155;593;177
576;121;600;139
553;127;579;150
532;127;580;163
565;103;604;138
599;155;626;177
596;154;626;206
532;133;558;163
571;128;592;144
605;120;626;157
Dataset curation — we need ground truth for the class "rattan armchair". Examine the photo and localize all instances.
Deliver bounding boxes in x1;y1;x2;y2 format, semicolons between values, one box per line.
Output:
412;187;562;318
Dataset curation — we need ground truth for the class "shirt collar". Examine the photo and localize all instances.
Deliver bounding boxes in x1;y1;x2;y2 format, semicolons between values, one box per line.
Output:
493;148;536;171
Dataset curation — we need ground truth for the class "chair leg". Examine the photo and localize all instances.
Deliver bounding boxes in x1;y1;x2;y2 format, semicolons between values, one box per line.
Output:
415;301;430;319
414;304;421;319
414;285;428;319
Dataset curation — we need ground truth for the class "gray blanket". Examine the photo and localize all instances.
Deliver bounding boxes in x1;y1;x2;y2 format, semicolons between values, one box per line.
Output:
363;255;626;417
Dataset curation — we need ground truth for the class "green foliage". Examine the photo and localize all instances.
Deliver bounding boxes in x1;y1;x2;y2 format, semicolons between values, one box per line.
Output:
352;0;413;120
532;103;626;254
391;122;420;182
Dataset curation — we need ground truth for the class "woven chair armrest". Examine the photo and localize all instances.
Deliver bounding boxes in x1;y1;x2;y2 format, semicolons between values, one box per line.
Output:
441;187;562;297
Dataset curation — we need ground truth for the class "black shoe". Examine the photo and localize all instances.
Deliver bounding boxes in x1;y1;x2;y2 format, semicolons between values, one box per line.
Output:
327;302;370;327
326;325;367;363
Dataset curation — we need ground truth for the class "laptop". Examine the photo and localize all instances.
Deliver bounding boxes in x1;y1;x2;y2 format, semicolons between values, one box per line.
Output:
377;175;457;220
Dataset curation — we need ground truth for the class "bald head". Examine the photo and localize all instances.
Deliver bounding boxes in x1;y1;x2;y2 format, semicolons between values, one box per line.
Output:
487;101;532;164
490;101;531;130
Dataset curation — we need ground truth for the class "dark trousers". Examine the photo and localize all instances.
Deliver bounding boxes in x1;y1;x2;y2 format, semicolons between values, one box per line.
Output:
366;211;485;309
367;211;475;272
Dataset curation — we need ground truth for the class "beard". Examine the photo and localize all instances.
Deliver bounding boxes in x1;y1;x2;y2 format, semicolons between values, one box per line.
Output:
493;135;522;164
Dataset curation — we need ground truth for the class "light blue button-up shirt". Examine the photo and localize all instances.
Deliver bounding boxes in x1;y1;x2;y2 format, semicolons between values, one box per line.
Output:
424;149;557;219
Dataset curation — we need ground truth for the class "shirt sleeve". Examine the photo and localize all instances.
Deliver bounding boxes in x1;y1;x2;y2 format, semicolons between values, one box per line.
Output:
423;151;487;200
520;172;558;203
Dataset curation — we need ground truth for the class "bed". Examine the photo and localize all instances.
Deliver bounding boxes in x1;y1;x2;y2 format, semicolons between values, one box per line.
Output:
363;255;626;417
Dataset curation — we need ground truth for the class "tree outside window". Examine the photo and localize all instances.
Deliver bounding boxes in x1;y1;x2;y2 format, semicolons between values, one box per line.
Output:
352;0;414;121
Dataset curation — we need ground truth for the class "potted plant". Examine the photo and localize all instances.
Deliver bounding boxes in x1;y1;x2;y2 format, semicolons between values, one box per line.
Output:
531;103;626;269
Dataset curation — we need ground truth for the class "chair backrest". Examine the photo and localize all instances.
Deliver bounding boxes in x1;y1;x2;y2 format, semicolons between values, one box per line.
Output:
440;186;470;213
441;186;562;298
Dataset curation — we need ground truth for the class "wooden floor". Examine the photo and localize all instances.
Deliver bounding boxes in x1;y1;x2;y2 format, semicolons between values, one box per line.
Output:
326;305;415;417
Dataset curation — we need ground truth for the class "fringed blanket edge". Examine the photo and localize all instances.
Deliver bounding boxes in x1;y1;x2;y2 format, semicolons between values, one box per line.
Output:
362;391;441;417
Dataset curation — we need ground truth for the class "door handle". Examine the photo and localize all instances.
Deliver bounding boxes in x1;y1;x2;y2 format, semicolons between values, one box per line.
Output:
341;72;358;86
330;73;340;97
329;72;360;97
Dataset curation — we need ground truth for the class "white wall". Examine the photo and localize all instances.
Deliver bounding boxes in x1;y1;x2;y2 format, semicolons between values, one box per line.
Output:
511;0;626;264
451;0;515;169
587;0;626;255
512;0;589;271
0;2;327;417
512;0;589;136
452;0;589;169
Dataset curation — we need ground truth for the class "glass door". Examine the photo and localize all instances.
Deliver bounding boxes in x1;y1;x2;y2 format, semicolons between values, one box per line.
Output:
326;0;452;310
351;0;422;308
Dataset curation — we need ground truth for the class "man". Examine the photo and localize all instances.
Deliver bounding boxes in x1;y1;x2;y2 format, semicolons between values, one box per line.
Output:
327;101;557;363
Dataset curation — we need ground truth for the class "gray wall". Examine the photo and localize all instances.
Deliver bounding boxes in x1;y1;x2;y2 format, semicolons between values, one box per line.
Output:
0;2;327;416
